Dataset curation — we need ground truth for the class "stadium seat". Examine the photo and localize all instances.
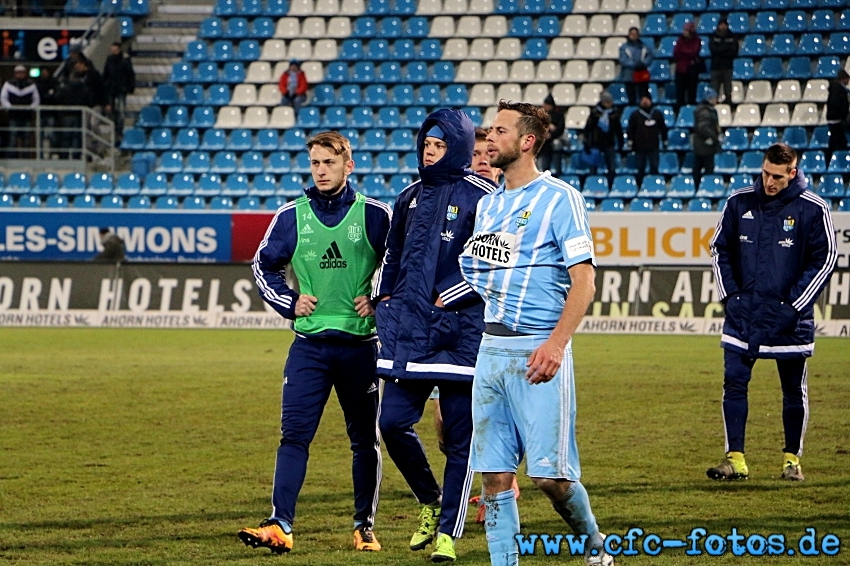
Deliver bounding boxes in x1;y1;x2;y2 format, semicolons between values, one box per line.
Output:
638;175;667;198
87;173;113;196
688;198;713;211
733;58;755;81
696;175;726;198
609;176;638;198
168;174;195;197
114;173;141;196
737;151;764;174
799;151;827;174
185;152;212;175
658;197;683;211
668;175;695;198
60;173;87;195
813;56;840;79
817;174;845;198
629;197;654;212
828;151;850;173
141;173;169;196
598;198;624;211
658;152;680;175
808;126;830;149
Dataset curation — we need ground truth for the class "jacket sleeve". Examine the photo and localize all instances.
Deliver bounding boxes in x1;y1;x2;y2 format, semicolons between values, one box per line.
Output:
278;73;287;95
435;189;486;308
618;44;632;69
0;84;10;108
252;207;299;319
710;198;741;301
642;45;654;67
296;71;308;96
373;189;410;300
657;109;668;141
365;197;392;282
789;203;838;312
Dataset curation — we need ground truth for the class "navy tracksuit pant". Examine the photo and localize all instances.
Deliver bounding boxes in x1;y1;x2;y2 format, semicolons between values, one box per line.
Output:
379;379;474;538
722;349;808;457
270;337;381;528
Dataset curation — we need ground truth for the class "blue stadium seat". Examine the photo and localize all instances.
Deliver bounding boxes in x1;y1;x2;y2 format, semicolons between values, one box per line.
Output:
598;198;625;212
170;174;196;196
497;0;520;13
163;105;190;128
242;0;263;16
582;176;609;199
278;174;304;197
296;107;321;129
738;151;764;174
352;16;377;38
809;126;830;149
696;174;726;198
351;62;376;83
250;174;277;197
828;151;850;173
609;176;638;198
359;174;386;197
237;195;260;209
114;173;141;196
840;199;850;211
629;197;654;212
798;33;824;55
185;151;212;173
221;62;246;83
264;0;288;15
643;15;668;36
16;195;40;208
250;18;274;39
668;175;695;197
124;0;150;16
209;196;233;209
141;173;169;196
431;62;455;84
443;85;468;106
767;34;794;57
210;39;235;61
658;152;680;175
667;128;691;151
321;106;347;129
325;62;349;84
158;151;185;173
392;84;415;106
757;57;784;80
727;12;749;34
60;173;87;195
377;107;401;129
311;84;336;107
813;56;840;78
688;197;713;211
826;32;850;55
291;152;311;174
367;0;389;15
263;195;285;209
153;85;180;106
146;128;173;150
523;38;548;60
762;0;787;7
750;127;777;150
658;197;684;211
137;105;162;128
781;11;807;34
709;0;733;10
817;174;845;198
785;57;812;80
723;128;749;151
740;34;767;58
733;58;755;80
199;129;225;151
33;173;59;195
387;130;415;152
655;36;676;59
536;16;560;37
188;107;215;130
223;174;250;196
267;152;292;174
338;84;362;106
389;173;413;193
195;62;220;83
237;39;261;60
154;196;179;209
254;129;279;151
366;39;391;60
753;11;778;34
238;152;264;174
170;62;193;83
182;196;206;209
379;17;403;37
713;151;738;174
42;194;68;208
809;9;834;32
547;0;572;13
364;84;388;105
416;84;441;106
509;16;533;37
198;174;224;197
670;14;696;36
838;10;850;31
419;39;442;61
800;151;827;174
211;151;238;174
340;39;364;61
393;39;417;61
350;107;374;128
675;105;696;129
377;61;402;83
121;127;146;150
213;0;237;16
281;129;306;151
361;129;387;151
780;126;808;148
656;106;676;129
697;12;720;36
352;152;374;173
653;0;677;12
199;17;223;39
224;17;249;39
401;106;427;129
87;173;113;196
374;152;399;174
648;60;671;82
99;195;123;209
403;17;428;38
464;106;484;126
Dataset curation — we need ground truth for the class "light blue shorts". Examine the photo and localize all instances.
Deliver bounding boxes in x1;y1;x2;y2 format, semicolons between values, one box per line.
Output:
470;333;581;480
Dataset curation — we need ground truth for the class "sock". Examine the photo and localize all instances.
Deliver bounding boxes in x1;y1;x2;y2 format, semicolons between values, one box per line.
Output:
482;489;519;566
552;482;602;552
726;451;746;463
270;518;292;534
783;452;799;466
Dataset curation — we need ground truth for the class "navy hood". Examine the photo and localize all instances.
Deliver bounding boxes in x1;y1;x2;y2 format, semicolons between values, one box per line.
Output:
417;108;475;187
754;167;807;206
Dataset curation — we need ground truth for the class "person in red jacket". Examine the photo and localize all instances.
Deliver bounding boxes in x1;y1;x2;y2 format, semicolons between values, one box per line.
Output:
278;60;308;117
673;21;702;109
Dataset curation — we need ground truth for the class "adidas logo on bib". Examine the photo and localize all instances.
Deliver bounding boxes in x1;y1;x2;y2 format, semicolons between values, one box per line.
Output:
320;241;348;269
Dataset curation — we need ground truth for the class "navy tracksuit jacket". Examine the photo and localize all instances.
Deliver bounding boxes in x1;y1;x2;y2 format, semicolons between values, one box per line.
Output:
253;183;391;528
374;108;496;539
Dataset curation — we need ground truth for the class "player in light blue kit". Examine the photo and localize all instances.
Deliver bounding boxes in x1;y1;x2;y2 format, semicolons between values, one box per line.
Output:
459;100;613;566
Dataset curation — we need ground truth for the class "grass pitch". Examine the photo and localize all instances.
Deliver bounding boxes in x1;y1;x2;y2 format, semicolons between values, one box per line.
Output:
0;329;848;565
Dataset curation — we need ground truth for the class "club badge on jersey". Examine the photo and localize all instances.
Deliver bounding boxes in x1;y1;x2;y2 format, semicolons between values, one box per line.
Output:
446;205;458;221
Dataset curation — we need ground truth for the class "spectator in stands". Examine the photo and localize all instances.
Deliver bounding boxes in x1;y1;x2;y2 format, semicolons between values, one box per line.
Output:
94;228;126;263
619;27;654;106
673;21;703;109
537;94;566;175
627;94;667;189
709;18;738;105
583;91;622;187
73;56;107;109
58;44;84;83
692;88;721;189
1;64;40;158
53;56;104;159
278;60;308;118
825;69;850;167
103;42;136;145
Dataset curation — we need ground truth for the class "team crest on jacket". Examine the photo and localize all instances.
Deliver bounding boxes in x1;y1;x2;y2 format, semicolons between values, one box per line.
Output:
446;205;458;221
348;223;363;243
516;209;531;227
783;217;795;232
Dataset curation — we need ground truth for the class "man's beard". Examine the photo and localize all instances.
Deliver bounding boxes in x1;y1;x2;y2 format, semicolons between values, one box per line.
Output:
490;140;521;170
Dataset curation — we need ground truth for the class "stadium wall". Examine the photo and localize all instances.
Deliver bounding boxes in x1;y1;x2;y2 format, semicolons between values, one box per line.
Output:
1;261;848;334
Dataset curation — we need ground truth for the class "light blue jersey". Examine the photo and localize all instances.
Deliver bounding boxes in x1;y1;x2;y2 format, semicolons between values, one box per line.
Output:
459;172;595;334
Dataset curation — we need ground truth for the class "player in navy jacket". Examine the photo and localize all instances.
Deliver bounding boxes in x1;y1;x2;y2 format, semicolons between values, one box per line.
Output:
707;143;837;482
374;108;496;561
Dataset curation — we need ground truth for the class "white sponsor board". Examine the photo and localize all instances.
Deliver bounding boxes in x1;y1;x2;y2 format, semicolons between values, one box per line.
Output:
587;212;850;268
0;310;290;329
578;316;850;338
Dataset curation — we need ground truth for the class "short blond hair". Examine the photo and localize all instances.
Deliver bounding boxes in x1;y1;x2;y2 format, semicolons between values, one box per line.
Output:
306;131;352;164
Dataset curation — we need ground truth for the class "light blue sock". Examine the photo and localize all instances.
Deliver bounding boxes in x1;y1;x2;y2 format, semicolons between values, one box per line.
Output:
552;482;603;552
269;518;292;534
482;489;519;566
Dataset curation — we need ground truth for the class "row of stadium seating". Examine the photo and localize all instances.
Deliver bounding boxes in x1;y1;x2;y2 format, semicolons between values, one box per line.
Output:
65;0;149;16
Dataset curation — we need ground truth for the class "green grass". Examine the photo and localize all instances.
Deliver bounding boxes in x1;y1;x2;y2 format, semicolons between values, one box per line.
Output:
0;329;848;565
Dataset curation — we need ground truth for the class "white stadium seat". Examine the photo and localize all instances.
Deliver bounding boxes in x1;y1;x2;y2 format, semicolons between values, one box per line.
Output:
215;106;243;129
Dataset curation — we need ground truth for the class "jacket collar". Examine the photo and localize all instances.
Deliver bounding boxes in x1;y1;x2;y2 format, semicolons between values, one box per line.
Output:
754;168;807;206
304;181;356;210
